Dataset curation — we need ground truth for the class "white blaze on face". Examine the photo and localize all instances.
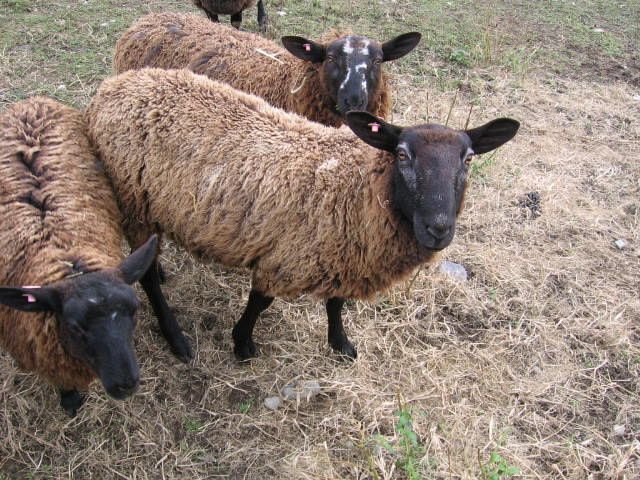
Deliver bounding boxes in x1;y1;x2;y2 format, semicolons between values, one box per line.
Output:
339;37;372;99
360;39;370;56
342;38;354;54
339;66;351;91
355;62;368;96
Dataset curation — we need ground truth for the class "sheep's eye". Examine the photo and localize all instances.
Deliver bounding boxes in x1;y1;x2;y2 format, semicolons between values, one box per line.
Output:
374;58;382;65
326;55;335;63
463;148;474;165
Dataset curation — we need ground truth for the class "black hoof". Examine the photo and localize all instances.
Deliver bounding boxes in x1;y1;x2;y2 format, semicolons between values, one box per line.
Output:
234;340;258;361
60;389;84;417
330;339;357;360
170;333;193;363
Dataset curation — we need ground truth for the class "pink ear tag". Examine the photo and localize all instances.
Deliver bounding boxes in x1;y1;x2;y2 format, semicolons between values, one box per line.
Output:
369;122;381;133
22;285;41;303
303;43;312;52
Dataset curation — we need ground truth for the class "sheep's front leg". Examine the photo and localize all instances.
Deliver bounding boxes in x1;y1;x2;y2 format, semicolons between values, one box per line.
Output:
232;289;273;360
257;0;267;31
140;260;193;362
230;11;243;29
326;297;357;360
60;389;84;417
205;11;219;22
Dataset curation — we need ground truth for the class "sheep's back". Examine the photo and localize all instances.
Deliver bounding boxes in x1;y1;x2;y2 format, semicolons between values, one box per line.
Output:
87;69;406;298
114;13;300;115
0;97;124;389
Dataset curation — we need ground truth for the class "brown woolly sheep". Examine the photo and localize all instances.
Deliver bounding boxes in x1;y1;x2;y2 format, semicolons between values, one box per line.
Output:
0;97;168;416
192;0;266;30
113;12;421;127
86;68;519;361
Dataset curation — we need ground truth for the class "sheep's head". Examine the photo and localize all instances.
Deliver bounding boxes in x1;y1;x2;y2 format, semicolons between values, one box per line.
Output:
346;112;520;251
282;32;421;116
0;235;158;399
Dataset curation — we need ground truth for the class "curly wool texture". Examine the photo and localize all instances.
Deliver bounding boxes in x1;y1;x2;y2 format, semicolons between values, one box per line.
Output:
113;13;390;128
192;0;256;15
87;69;434;301
0;98;125;391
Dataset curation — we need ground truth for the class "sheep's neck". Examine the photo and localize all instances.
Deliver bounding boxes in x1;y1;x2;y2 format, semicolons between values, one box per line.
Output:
338;150;437;299
293;63;344;128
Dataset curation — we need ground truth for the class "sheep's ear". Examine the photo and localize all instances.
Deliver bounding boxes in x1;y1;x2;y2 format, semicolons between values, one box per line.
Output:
281;36;326;63
345;112;402;152
465;118;520;155
118;235;159;284
382;32;422;62
0;286;61;313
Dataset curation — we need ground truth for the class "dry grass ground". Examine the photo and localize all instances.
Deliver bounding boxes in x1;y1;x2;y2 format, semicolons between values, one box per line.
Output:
1;0;639;478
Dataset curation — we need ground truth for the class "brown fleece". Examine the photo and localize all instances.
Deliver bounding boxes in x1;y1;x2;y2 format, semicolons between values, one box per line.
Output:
0;98;125;391
87;69;434;302
192;0;256;15
113;13;390;127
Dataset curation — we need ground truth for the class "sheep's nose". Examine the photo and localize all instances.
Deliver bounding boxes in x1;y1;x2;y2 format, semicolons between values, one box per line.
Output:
427;223;451;240
345;94;366;110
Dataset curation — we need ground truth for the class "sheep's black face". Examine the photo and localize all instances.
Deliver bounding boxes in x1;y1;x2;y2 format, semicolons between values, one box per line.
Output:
391;126;474;250
0;235;158;399
57;274;141;400
324;35;384;114
345;112;520;250
282;32;421;116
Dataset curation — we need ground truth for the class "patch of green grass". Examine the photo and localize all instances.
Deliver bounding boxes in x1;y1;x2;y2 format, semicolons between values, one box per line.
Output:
238;399;253;414
183;417;204;433
470;150;499;181
0;0;636;114
1;0;31;12
480;451;520;480
375;400;428;480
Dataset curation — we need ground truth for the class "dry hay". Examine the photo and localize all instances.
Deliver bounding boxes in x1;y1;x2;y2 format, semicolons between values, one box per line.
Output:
1;60;640;480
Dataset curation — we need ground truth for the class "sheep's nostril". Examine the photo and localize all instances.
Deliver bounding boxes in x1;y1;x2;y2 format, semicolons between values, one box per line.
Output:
428;224;451;240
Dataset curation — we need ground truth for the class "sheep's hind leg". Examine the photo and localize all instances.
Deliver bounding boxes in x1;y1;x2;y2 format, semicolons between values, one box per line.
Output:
60;389;84;417
326;297;357;360
232;289;273;360
140;260;193;362
257;0;267;31
205;11;219;22
230;11;243;29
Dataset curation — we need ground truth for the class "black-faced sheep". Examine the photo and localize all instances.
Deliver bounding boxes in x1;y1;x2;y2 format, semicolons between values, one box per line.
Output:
193;0;267;30
113;12;421;127
0;97;164;416
86;69;519;361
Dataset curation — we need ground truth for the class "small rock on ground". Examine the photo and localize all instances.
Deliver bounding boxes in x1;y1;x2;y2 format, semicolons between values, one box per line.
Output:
614;239;627;250
439;261;468;282
264;396;281;411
